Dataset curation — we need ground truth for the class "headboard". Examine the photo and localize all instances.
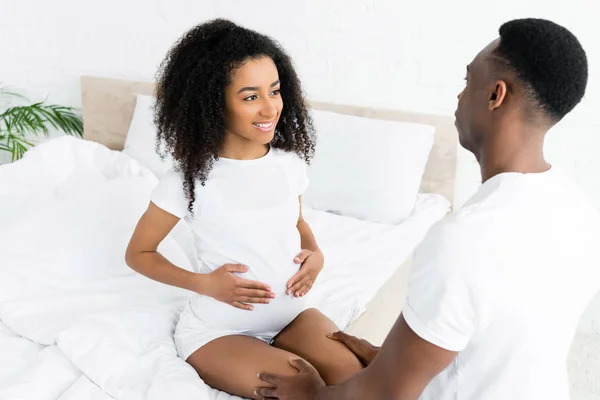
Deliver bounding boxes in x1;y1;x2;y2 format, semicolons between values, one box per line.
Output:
81;75;458;204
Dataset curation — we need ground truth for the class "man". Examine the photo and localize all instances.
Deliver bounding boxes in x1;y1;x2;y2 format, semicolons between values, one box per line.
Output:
255;18;600;400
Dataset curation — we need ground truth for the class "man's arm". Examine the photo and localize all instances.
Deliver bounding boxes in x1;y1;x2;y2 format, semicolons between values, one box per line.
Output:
257;314;457;400
318;314;457;399
258;220;477;400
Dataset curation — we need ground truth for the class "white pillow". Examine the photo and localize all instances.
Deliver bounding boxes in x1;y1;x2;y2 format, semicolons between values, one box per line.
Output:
123;95;175;178
0;171;194;281
303;109;435;223
0;139;194;282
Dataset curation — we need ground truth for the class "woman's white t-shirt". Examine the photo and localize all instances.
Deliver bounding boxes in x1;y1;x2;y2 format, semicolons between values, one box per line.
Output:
151;147;310;333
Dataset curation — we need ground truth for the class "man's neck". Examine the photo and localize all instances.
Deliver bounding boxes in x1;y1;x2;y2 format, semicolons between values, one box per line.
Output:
478;126;550;183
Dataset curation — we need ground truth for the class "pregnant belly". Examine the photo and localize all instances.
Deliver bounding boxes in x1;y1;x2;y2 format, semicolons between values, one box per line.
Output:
190;261;310;333
190;292;309;334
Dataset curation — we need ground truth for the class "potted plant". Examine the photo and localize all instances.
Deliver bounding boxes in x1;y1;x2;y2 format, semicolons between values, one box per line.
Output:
0;84;83;161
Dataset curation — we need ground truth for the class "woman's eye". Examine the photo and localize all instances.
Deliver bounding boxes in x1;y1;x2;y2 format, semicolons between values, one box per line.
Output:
270;89;281;96
244;95;258;101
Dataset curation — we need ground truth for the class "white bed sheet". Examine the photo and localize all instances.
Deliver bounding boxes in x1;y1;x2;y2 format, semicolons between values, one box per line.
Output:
0;137;450;400
0;321;44;388
0;322;114;400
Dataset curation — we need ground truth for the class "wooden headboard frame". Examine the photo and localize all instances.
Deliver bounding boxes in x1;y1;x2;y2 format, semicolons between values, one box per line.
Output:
81;75;458;204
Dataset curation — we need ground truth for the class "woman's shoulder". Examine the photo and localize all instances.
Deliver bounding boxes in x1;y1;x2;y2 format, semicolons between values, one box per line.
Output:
157;167;185;185
269;148;309;194
269;147;306;167
151;168;189;218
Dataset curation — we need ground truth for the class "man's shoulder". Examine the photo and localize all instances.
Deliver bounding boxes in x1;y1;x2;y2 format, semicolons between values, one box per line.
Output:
416;214;485;264
432;205;494;240
413;206;502;275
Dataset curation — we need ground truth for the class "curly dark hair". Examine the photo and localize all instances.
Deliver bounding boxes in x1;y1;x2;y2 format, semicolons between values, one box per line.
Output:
154;19;316;213
492;18;588;122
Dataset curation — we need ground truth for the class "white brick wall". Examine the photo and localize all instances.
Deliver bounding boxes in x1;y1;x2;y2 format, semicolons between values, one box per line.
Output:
1;0;599;397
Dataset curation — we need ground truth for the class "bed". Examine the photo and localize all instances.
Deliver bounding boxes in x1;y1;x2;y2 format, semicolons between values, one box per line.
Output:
0;75;458;400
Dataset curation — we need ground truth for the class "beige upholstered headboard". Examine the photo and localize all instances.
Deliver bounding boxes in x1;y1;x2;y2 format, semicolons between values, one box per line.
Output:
81;75;458;204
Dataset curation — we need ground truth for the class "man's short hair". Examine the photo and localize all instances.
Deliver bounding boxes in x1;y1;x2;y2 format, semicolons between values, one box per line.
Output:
493;18;588;122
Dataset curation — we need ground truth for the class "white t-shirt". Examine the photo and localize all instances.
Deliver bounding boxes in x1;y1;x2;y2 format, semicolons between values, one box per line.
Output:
404;168;600;400
151;147;311;334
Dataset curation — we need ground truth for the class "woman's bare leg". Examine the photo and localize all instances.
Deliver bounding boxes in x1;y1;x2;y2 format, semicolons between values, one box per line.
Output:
186;335;300;400
272;308;363;384
187;309;363;397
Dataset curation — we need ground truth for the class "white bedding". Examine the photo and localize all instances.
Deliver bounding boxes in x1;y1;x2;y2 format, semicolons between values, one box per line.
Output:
0;137;449;400
0;321;112;400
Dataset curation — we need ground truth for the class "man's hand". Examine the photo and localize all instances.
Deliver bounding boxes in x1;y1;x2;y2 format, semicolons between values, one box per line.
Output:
327;331;380;367
286;249;324;297
256;358;325;400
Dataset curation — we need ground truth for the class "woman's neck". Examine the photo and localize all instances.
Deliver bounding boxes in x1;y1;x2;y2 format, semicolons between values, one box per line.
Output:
219;132;270;160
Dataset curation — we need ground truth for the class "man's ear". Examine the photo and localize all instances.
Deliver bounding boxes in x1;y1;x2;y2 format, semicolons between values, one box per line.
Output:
489;80;507;110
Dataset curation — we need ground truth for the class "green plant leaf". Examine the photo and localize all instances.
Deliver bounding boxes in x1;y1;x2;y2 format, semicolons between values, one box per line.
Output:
0;99;83;161
1;103;82;136
0;84;28;102
0;133;34;161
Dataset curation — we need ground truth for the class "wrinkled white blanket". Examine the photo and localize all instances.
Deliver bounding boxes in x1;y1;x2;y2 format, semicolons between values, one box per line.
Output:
0;137;449;399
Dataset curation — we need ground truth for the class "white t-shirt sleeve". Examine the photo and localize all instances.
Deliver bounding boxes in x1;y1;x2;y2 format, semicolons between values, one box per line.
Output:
288;153;309;195
402;220;490;352
150;168;189;219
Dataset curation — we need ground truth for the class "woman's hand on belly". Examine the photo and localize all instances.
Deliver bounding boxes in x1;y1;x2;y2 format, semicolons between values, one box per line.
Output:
286;249;324;298
197;263;275;310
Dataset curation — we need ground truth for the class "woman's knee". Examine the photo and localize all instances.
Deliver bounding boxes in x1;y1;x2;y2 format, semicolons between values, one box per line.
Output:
278;308;336;339
273;308;363;384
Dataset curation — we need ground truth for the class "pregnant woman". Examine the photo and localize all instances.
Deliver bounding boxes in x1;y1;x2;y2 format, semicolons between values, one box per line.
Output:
125;19;362;399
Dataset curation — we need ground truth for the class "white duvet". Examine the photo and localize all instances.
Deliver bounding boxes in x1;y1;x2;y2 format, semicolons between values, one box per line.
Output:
0;137;449;400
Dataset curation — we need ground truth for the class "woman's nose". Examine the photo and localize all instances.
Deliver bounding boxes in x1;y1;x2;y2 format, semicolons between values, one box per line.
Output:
260;98;278;118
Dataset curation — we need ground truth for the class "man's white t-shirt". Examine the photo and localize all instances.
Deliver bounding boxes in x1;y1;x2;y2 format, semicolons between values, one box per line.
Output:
404;168;600;400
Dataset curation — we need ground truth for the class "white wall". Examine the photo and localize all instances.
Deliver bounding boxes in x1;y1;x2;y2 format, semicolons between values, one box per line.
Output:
1;0;599;397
